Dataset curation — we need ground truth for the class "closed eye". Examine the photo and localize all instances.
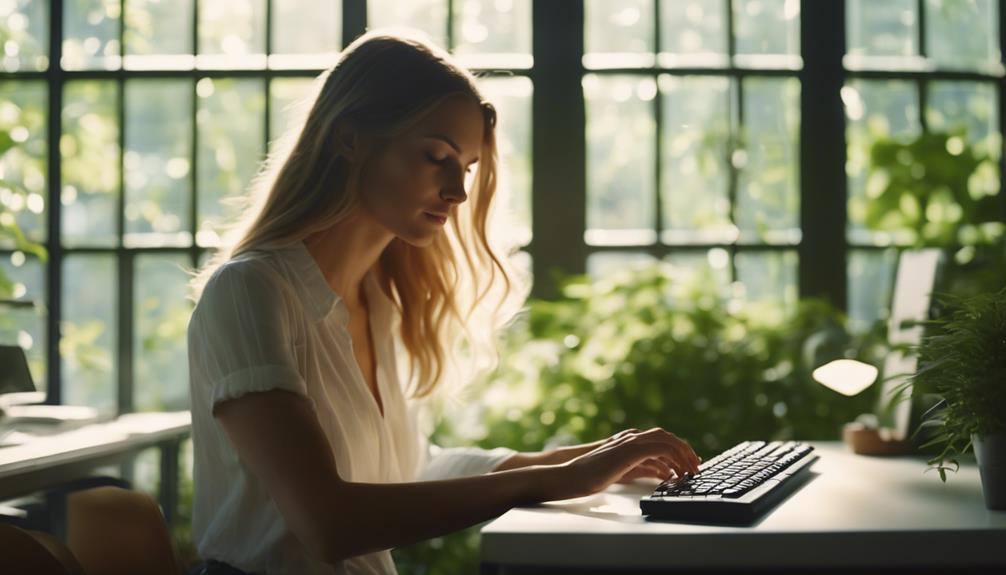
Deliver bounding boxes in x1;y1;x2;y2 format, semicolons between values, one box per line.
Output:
428;153;473;175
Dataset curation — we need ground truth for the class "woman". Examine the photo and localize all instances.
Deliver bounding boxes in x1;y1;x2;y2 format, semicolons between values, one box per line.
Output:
186;28;700;575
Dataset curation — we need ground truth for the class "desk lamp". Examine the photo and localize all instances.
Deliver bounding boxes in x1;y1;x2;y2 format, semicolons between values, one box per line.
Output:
813;358;914;455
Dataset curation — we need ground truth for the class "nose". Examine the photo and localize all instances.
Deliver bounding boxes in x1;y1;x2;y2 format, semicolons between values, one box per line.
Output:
440;178;468;205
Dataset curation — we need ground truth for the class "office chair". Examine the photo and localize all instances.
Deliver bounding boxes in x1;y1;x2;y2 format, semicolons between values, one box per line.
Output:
0;486;181;575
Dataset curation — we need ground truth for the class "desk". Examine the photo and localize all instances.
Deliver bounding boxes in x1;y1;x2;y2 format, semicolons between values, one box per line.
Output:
0;411;191;527
481;441;1006;574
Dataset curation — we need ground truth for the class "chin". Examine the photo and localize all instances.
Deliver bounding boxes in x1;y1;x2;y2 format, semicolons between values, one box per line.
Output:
397;231;438;248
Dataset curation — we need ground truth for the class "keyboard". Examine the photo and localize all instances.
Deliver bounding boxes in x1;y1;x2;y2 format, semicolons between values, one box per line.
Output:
640;440;818;524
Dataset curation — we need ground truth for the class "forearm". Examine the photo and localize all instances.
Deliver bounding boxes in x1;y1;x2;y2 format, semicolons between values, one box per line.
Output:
493;441;604;471
324;464;555;562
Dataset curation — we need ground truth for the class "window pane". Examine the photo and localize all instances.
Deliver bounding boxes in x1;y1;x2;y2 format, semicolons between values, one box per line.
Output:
0;0;47;71
584;0;654;67
925;0;999;70
367;0;448;50
848;248;897;333
733;0;800;58
927;81;1000;160
135;254;191;411
584;74;656;240
665;248;732;292
660;75;732;240
478;76;532;246
0;81;47;247
62;80;119;247
62;0;121;70
271;0;340;59
197;78;265;247
269;77;316;152
124;0;193;68
587;251;655;279
0;303;46;390
736;77;800;240
659;0;726;63
846;0;917;60
844;80;921;243
124;80;192;247
734;250;798;311
62;254;116;413
453;0;532;56
198;0;266;68
0;253;46;388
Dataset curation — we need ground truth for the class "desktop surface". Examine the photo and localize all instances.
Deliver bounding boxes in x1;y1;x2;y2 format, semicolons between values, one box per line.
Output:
481;441;1006;573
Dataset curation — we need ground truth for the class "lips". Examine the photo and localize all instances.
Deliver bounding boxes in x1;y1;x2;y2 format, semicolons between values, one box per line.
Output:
424;212;448;225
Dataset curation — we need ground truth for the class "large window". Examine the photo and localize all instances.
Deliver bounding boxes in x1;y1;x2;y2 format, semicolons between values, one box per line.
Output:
1;0;1004;412
0;0;532;411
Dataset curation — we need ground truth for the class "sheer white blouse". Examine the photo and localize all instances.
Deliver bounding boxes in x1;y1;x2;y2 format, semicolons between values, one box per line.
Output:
187;240;516;575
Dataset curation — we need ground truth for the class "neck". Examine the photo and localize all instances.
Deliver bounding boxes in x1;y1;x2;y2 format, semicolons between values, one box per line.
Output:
303;211;393;310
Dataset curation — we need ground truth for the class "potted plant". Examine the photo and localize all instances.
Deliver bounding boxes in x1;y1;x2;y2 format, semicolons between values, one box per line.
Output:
903;286;1006;510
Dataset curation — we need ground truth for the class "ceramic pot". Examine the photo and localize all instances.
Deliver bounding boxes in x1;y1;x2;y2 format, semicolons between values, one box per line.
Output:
972;431;1006;511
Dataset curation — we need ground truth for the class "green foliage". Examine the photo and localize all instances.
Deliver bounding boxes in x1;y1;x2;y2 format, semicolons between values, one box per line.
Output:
395;262;888;574
0;124;48;299
897;287;1006;482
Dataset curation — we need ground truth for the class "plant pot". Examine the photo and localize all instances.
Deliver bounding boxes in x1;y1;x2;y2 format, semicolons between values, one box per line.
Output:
972;431;1006;511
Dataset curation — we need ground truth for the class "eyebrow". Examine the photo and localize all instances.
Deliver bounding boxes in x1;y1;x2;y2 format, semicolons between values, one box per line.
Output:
424;134;480;165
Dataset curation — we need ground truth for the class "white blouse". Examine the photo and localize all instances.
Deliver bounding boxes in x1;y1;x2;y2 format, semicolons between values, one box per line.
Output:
187;240;516;575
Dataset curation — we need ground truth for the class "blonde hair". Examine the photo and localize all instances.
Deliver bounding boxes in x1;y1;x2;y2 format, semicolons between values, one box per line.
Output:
190;28;527;398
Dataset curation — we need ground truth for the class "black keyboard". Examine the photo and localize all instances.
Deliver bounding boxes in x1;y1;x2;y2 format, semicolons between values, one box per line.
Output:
640;440;818;524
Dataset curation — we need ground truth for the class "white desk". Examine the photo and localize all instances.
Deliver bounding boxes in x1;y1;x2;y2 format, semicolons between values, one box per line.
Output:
481;441;1006;573
0;411;191;526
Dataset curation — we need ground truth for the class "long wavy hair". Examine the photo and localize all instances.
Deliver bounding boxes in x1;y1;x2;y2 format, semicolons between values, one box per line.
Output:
190;28;527;398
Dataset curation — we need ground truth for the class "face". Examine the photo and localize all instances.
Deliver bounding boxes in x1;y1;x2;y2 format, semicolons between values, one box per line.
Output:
355;93;485;247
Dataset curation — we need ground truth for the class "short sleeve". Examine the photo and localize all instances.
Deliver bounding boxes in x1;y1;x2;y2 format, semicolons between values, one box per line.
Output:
188;259;309;411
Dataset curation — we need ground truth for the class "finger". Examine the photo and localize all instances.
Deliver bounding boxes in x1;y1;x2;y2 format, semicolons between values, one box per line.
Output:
640;429;701;473
630;436;696;477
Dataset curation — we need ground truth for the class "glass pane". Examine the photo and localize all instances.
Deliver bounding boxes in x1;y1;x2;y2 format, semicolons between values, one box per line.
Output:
0;251;43;301
197;78;265;247
927;81;1000;160
733;0;800;57
848;248;897;333
846;0;917;59
587;251;655;280
479;76;532;246
584;0;653;65
734;250;798;312
736;77;800;239
665;248;732;292
272;0;340;57
659;0;726;62
0;81;47;247
62;80;119;247
269;77;316;151
660;75;732;240
124;0;193;66
367;0;448;51
135;254;191;411
453;0;531;56
925;0;999;70
62;0;121;70
198;0;266;68
124;80;193;247
62;254;116;413
0;0;47;71
584;74;656;239
844;80;921;242
0;303;46;390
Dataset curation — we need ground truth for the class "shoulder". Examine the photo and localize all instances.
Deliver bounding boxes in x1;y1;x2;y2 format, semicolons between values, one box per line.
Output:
195;252;299;318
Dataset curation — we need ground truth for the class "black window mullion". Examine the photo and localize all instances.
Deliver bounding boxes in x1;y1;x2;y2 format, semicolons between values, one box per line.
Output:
726;0;739;283
343;0;367;48
653;1;663;252
799;0;847;310
45;0;65;405
1000;0;1006;225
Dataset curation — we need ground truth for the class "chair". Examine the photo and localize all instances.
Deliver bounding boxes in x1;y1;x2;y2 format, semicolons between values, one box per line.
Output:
1;486;181;575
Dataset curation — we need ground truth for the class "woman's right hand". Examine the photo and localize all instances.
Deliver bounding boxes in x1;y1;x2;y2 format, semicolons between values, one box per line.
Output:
536;428;702;502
